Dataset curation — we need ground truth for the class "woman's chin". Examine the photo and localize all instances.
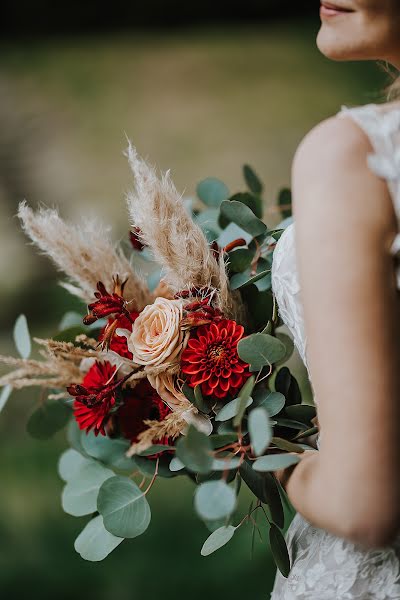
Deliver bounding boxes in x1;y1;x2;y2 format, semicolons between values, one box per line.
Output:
316;29;357;61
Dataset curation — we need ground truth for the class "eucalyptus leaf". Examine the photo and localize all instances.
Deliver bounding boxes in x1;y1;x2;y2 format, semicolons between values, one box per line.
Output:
58;448;93;482
238;333;286;372
13;314;31;359
0;385;12;413
258;392;286;417
138;445;172;457
220;201;267;237
62;462;114;516
233;376;255;427
243;164;263;196
58;311;84;330
248;407;272;456
272;437;305;454
97;476;151;539
176;425;213;474
194;480;237;521
67;419;87;455
81;432;134;471
209;434;238;449
201;525;236;556
194;385;211;414
253;454;301;472
227;248;253;273
230;269;270;291
197;178;229;207
239;461;284;528
169;457;185;472
215;396;253;422
27;400;71;440
275;418;305;430
285;404;316;426
278;188;292;220
74;515;124;562
269;523;291;578
212;457;241;471
229;192;262;219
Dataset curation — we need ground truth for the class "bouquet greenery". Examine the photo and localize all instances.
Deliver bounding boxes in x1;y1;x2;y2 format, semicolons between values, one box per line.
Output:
0;146;316;577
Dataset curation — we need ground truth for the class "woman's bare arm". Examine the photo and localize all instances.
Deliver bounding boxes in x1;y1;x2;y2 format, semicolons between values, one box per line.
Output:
281;115;400;548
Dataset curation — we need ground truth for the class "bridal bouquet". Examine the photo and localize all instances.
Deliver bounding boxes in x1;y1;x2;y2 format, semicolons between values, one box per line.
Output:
0;146;316;577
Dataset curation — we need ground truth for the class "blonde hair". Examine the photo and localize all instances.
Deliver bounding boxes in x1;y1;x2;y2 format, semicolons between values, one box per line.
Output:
379;61;400;99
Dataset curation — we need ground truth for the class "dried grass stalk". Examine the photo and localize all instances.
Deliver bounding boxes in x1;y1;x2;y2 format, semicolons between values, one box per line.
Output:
126;144;242;319
126;408;188;456
18;201;152;310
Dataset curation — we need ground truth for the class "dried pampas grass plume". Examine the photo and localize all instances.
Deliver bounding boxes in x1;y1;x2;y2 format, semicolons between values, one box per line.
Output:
18;201;152;309
126;144;243;320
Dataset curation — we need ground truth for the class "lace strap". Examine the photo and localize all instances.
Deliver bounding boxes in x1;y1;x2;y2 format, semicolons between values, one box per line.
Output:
338;104;400;258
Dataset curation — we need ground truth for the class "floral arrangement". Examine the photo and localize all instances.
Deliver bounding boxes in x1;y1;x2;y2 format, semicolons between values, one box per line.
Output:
0;146;316;576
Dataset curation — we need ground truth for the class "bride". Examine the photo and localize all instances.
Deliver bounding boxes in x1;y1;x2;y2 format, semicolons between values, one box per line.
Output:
270;1;400;598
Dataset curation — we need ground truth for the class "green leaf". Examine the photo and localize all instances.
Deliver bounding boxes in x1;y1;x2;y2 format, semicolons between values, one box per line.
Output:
0;385;12;413
285;404;316;426
215;396;253;422
53;326;88;343
58;448;93;482
81;432;134;471
211;457;241;471
248;407;272;456
97;476;151;539
269;523;291;578
220;201;267;237
74;515;124;562
59;311;85;330
278;188;292;220
253;454;301;472
197;178;229;207
13;314;31;359
67;419;87;455
272;437;305;454
230;269;270;291
169;457;185;472
275;368;301;406
27;400;71;440
229;192;262;219
195;208;221;242
227;248;253;273
275;418;305;430
239;461;284;528
275;332;294;364
194;480;237;521
194;385;211;414
137;445;172;457
233;376;255;427
243;164;263;196
62;462;114;516
201;525;236;556
238;333;286;372
209;434;238;449
257;391;286;417
176;425;213;474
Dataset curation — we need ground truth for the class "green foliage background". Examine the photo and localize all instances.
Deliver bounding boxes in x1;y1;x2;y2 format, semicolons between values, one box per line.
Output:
0;19;384;599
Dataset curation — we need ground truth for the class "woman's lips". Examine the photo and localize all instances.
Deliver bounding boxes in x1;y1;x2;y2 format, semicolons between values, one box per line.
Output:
320;1;354;18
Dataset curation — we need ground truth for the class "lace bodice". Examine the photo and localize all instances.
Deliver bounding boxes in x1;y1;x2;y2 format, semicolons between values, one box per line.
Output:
270;103;400;599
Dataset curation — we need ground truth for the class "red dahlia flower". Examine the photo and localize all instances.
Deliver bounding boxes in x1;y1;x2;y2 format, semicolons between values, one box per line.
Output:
117;378;170;444
181;319;251;399
69;361;119;436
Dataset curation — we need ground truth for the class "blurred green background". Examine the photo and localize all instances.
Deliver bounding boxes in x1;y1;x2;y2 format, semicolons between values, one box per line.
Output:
0;6;385;599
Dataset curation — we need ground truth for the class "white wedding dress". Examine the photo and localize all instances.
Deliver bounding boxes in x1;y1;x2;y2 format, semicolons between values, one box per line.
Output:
270;102;400;600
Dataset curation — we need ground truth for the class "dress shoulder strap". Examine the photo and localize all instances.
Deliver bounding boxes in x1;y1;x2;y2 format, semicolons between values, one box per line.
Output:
338;103;400;259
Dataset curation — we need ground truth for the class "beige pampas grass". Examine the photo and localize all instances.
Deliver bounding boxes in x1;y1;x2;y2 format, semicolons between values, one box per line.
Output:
18;201;152;310
126;144;243;319
126;408;189;456
0;337;98;391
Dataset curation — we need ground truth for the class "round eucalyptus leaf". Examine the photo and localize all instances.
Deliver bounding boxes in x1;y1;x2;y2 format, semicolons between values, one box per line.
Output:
269;523;291;578
97;476;151;539
176;425;213;474
197;178;229;207
201;525;236;556
212;457;241;471
230;269;270;291
233;376;255;428
27;400;71;440
58;448;93;482
137;445;172;457
215;396;253;422
258;392;286;417
253;454;301;472
74;515;124;562
248;407;272;456
238;333;286;372
67;419;86;455
194;480;236;521
13;314;31;359
169;457;185;472
227;248;253;273
62;462;114;516
0;385;12;413
220;201;267;237
81;432;134;471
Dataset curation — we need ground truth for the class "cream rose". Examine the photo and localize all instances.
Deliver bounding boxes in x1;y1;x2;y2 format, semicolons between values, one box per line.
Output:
128;297;185;367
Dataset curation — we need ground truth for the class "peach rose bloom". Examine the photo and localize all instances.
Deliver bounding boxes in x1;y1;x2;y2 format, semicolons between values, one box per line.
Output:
128;297;185;367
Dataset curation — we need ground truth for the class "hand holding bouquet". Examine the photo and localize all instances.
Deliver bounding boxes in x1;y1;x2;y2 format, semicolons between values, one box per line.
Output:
0;146;316;576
